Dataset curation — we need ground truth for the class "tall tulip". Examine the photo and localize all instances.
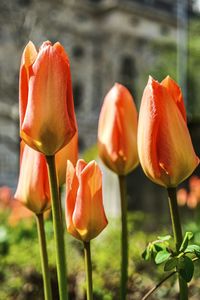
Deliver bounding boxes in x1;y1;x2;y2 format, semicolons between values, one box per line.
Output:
98;83;139;175
65;159;107;300
14;143;50;214
98;83;138;299
19;41;76;155
138;76;199;300
14;142;52;300
137;76;199;188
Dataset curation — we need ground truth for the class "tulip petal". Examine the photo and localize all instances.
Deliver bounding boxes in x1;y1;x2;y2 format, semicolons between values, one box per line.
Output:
65;160;81;240
161;76;187;122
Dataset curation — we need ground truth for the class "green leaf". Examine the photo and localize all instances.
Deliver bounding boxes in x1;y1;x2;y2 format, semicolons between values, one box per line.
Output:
194;250;200;259
154;244;164;252
179;232;193;252
178;256;194;282
164;257;177;271
142;248;150;260
155;250;171;264
157;235;172;241
185;244;200;253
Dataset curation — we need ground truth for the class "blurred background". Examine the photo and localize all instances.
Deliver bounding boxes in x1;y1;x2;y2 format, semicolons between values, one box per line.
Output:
0;0;200;299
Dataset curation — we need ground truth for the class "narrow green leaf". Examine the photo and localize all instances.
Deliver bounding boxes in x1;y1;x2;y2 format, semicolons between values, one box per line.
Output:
179;232;193;252
155;250;171;264
164;257;177;271
157;235;172;241
179;256;194;283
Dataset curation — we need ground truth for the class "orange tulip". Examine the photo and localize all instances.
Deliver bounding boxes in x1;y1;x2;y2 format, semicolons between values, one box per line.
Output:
98;83;139;175
19;41;77;155
65;159;108;241
55;131;78;186
137;76;199;187
14;143;51;214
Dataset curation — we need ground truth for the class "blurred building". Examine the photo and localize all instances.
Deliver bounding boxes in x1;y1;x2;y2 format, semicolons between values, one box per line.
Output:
0;0;198;194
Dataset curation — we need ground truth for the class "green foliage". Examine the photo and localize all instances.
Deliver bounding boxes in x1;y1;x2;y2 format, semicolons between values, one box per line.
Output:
142;231;200;284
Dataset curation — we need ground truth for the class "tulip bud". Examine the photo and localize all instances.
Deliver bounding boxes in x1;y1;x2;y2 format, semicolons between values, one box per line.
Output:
19;41;77;155
98;83;139;175
55;131;78;187
137;76;199;188
14;143;51;214
65;159;108;241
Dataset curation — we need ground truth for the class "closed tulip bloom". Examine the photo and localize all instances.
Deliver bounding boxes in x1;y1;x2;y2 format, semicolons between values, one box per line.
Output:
98;83;139;175
14;143;51;214
65;159;108;241
55;131;78;186
19;41;76;155
137;76;199;187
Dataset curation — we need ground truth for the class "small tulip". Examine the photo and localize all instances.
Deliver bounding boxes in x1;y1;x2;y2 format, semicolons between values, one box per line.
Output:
19;41;77;155
137;76;199;187
55;131;78;186
14;143;51;214
65;159;108;241
98;83;139;175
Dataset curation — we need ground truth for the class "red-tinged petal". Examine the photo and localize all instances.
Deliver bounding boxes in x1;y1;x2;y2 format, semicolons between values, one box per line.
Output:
14;144;51;214
72;161;108;241
56;131;78;186
19;41;38;128
161;76;187;122
138;76;199;187
65;160;81;240
20;42;76;155
98;83;139;175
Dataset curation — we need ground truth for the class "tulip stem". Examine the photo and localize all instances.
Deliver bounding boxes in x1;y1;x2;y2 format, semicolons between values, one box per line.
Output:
118;175;128;300
46;155;68;300
167;187;188;300
83;241;93;300
36;213;53;300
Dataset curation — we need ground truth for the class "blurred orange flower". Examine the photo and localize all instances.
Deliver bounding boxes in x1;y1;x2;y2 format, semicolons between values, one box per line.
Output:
15;143;51;214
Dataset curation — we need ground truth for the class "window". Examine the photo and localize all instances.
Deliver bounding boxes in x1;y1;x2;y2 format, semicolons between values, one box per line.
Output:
73;83;83;109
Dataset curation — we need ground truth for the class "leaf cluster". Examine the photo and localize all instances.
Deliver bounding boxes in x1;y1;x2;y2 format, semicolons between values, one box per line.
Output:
142;232;200;282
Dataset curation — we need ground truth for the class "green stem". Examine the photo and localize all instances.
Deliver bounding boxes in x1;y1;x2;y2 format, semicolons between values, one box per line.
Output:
167;187;188;300
83;241;93;300
118;175;128;300
36;213;53;300
46;155;68;300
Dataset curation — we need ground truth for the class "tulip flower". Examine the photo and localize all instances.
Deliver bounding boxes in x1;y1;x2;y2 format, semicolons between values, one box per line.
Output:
98;83;139;175
56;131;78;186
14;143;50;214
137;76;199;188
65;159;108;242
19;41;77;155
